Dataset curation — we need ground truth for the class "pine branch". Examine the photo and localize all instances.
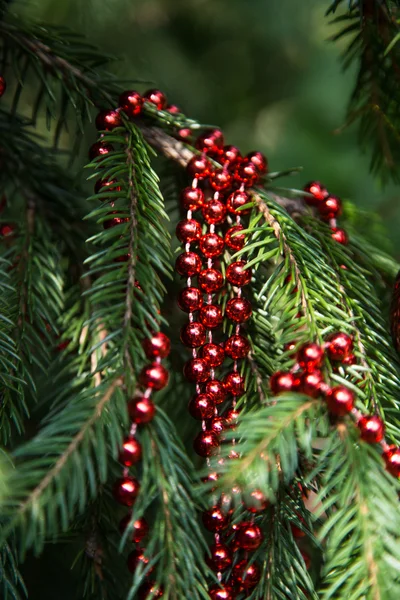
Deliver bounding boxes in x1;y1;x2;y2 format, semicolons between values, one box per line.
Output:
0;539;26;600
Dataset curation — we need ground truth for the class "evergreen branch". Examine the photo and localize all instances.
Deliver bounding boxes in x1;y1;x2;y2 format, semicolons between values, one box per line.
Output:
0;540;26;600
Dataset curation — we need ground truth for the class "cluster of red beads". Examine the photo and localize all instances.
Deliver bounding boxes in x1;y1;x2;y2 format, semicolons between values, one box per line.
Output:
0;75;6;98
304;181;348;245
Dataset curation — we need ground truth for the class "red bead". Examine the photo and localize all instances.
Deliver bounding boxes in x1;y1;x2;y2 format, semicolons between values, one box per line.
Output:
180;187;205;211
270;371;299;394
103;212;129;229
331;227;348;245
198;269;224;293
199;304;223;329
235;522;263;551
178;287;204;312
246;489;269;513
320;195;342;220
138;582;163;600
139;363;169;390
224;372;245;396
325;332;353;362
119;90;143;117
326;386;354;416
208;585;234;600
180;322;206;347
200;343;225;367
195;129;224;154
208;416;225;436
177;127;192;141
0;76;6;97
225;335;250;359
187;156;211;180
304;181;328;204
176;219;202;243
127;549;151;574
143;89;167;110
183;358;210;382
202;471;219;486
223;408;240;429
206;543;232;572
232;559;260;589
113;476;140;506
89;142;113;161
95;109;122;131
247;151;268;175
0;224;15;237
297;343;324;372
143;332;171;359
202;199;227;225
119;515;149;543
199;233;224;258
226;297;252;323
226;190;251;215
358;414;385;443
119;438;142;466
221;145;242;165
175;252;202;276
193;430;220;457
202;507;228;532
235;161;259;186
205;379;227;404
225;225;245;251
128;397;156;424
189;394;215;420
299;370;324;398
95;178;122;195
226;261;252;286
342;353;357;366
209;169;232;191
166;104;181;114
383;446;400;478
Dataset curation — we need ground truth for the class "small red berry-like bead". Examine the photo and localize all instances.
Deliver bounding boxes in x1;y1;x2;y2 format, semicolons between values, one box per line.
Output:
208;416;225;436
95;178;122;194
139;363;169;390
128;396;156;424
224;372;245;396
95;109;122;131
205;379;227;404
138;582;163;600
299;370;324;398
221;145;242;165
103;213;129;229
89;142;114;161
206;543;233;572
331;227;348;245
177;287;204;312
0;76;6;97
113;476;140;506
118;90;143;117
270;371;299;394
297;343;324;372
180;322;206;348
208;584;234;600
166;104;181;114
383;446;400;478
199;304;223;329
175;252;202;276
226;261;252;286
225;225;246;251
226;297;252;323
246;489;269;513
176;219;202;243
199;233;224;258
247;151;268;175
198;268;224;293
225;335;250;359
325;332;353;362
304;181;329;204
235;522;263;551
127;549;151;574
202;199;227;225
193;430;220;457
180;187;205;211
358;414;385;443
319;195;342;220
235;161;259;186
195;128;224;154
118;437;142;466
143;332;171;359
183;358;210;382
119;516;149;543
0;224;15;237
223;408;240;429
342;353;357;366
199;343;225;367
186;156;211;180
143;89;167;110
232;559;261;589
209;169;232;191
326;385;354;416
202;507;229;532
189;393;215;420
226;190;251;215
177;127;192;141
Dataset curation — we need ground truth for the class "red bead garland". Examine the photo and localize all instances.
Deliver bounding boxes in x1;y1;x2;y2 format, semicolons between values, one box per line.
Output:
304;181;348;244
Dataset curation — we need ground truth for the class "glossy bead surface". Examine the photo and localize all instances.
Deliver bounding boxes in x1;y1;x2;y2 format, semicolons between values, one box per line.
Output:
297;343;324;372
95;109;122;131
224;372;245;396
226;190;251;215
246;489;269;513
202;507;228;532
188;394;215;420
143;332;171;359
183;358;210;382
139;363;169;390
200;343;225;367
195;128;224;154
177;127;192;141
95;178;122;194
198;268;224;293
138;582;163;600
119;90;143;117
0;76;6;97
176;219;202;243
89;142;113;161
331;227;348;245
118;438;142;466
209;169;232;191
299;370;324;398
221;145;242;165
226;261;251;286
236;522;263;550
358;415;385;443
326;386;354;416
383;446;400;478
199;233;224;257
175;252;202;276
304;181;328;204
193;430;220;457
180;322;206;348
325;332;353;362
226;297;252;323
143;89;167;110
208;585;234;600
320;195;342;220
224;225;245;251
180;187;205;211
224;335;250;359
166;104;181;113
128;397;156;424
202;199;227;225
247;151;268;175
113;477;140;506
199;304;223;329
119;515;149;543
103;213;129;229
270;371;299;394
232;559;260;589
205;379;227;404
206;543;232;571
186;156;211;180
208;416;225;436
127;549;151;574
235;161;259;186
178;287;204;312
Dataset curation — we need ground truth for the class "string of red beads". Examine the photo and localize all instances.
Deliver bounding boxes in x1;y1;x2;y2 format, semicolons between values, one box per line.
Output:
303;181;348;245
0;75;6;98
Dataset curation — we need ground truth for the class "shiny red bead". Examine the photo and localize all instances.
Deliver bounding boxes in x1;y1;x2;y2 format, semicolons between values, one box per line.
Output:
247;151;268;175
235;161;259;186
320;195;342;220
199;233;224;258
189;394;215;420
113;477;140;506
325;332;353;362
232;559;261;589
199;304;223;329
183;358;210;382
180;322;206;347
246;489;269;513
299;370;324;398
118;438;142;466
143;332;171;359
304;181;328;204
103;213;129;229
119;90;143;117
143;89;167;110
223;408;240;430
95;109;122;131
200;343;225;367
202;507;228;532
331;227;348;245
89;142;113;161
209;169;232;191
198;268;224;293
206;543;233;572
208;585;234;600
177;287;204;312
226;190;251;215
224;372;245;396
127;549;151;574
226;261;252;286
119;515;149;543
297;343;324;372
358;414;385;443
205;379;227;404
138;582;163;600
236;522;263;551
139;363;169;390
177;127;192;141
383;446;400;478
128;396;156;424
180;187;205;211
342;353;357;366
326;386;354;416
95;178;122;195
166;104;181;114
0;76;6;97
225;335;250;359
176;219;202;243
193;430;220;457
225;225;245;251
195;129;224;154
270;371;299;394
226;297;252;323
202;199;227;225
187;156;211;180
221;145;242;165
208;416;225;436
175;252;202;276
